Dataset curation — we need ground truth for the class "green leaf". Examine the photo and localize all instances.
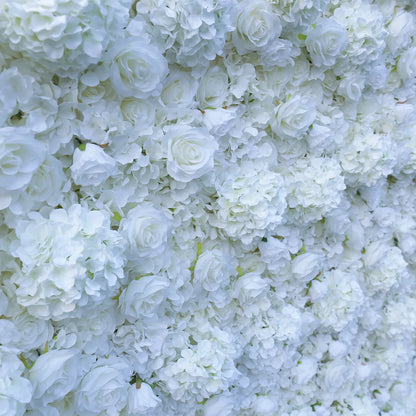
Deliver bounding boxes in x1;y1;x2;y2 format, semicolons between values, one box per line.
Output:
78;143;86;151
113;211;122;222
298;33;307;40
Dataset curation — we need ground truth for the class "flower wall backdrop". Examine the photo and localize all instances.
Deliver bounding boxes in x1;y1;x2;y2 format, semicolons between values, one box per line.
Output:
0;0;416;415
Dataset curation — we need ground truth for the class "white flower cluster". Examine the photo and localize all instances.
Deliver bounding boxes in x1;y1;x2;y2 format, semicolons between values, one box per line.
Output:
1;0;416;414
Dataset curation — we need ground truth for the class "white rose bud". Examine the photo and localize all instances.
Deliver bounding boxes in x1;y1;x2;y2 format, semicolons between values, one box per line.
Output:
128;382;161;415
71;143;116;187
233;0;282;54
305;19;348;67
165;125;218;182
108;38;168;98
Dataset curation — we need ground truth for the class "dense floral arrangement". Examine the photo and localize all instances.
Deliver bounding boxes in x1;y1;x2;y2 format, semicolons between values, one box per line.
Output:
0;0;416;414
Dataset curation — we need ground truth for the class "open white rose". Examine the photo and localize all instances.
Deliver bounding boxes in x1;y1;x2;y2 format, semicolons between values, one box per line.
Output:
120;205;172;260
0;127;44;208
119;274;170;321
271;95;317;139
71;143;116;187
161;68;197;109
75;360;129;416
305;19;348;67
29;349;80;406
197;65;229;109
233;0;281;54
108;38;168;98
165;125;218;182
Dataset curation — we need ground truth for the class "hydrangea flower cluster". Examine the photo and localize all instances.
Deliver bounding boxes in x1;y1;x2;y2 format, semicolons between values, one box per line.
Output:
1;0;416;414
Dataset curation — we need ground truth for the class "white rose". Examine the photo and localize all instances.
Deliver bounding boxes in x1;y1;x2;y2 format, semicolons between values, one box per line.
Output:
197;65;229;109
397;47;416;80
29;350;79;406
293;356;317;385
387;11;414;53
119;275;170;321
323;359;349;391
232;0;281;54
120;205;171;260
165;125;218;182
194;249;231;292
9;155;66;215
120;97;155;131
71;143;117;187
252;395;276;415
128;382;161;415
203;108;237;137
161;68;197;109
0;127;44;208
204;394;234;416
305;19;348;67
75;360;129;416
271;95;316;139
291;252;322;282
233;272;269;303
108;38;168;98
338;73;365;102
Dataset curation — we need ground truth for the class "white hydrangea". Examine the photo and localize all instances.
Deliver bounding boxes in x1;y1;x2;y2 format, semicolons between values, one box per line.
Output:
284;157;345;222
10;205;125;320
0;0;130;75
211;162;287;244
314;269;364;331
